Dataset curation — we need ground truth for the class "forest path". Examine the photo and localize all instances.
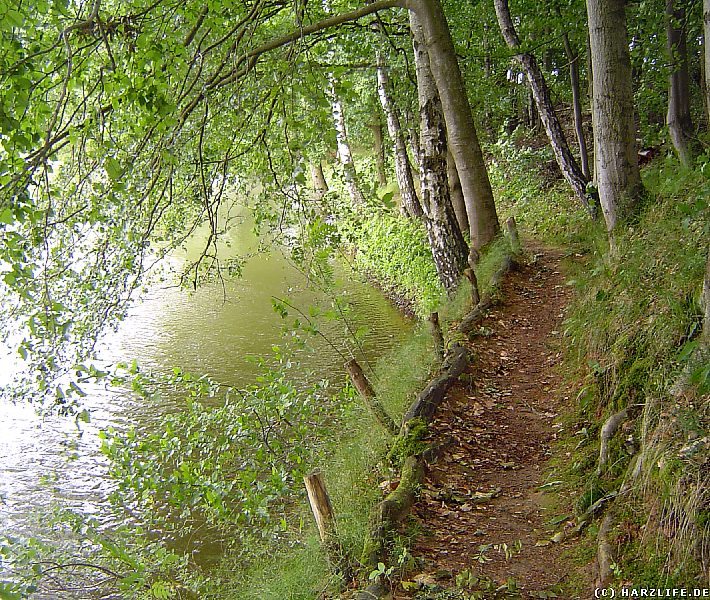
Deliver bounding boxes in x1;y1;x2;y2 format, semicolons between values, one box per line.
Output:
401;243;588;599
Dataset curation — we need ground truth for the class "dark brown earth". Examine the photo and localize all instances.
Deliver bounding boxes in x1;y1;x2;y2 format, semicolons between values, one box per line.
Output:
398;245;590;599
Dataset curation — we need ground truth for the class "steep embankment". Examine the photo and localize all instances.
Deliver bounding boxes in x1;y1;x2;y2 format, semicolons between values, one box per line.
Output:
400;243;590;598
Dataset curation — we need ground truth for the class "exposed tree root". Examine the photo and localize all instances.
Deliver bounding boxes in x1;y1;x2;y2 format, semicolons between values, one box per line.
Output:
597;408;629;475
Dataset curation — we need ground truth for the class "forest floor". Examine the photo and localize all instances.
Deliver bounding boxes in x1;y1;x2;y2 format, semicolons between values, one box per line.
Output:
397;243;592;599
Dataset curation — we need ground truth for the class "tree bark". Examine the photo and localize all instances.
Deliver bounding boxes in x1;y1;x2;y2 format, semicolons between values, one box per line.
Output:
447;150;469;239
310;161;328;200
411;12;469;292
666;0;696;167
586;0;643;233
329;78;366;208
346;359;398;435
402;344;468;423
409;0;501;248
376;51;424;219
371;111;388;189
404;106;422;171
494;0;595;217
304;471;351;580
561;30;591;180
304;470;336;542
429;312;445;360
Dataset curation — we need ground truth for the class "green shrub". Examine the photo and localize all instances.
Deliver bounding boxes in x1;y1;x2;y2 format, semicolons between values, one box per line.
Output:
346;212;444;317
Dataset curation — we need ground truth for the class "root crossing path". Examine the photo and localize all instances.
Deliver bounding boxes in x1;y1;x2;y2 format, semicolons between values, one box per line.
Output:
406;245;587;598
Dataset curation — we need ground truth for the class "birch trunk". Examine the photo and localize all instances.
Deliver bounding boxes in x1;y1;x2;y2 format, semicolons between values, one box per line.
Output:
411;12;469;292
371;112;388;189
586;0;643;233
494;0;595;216
409;0;500;248
329;78;366;208
376;51;424;219
404;106;421;170
666;0;696;167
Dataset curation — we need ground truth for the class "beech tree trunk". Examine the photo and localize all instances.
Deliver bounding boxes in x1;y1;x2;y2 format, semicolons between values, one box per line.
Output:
411;12;469;292
409;0;500;249
562;30;591;180
329;78;366;208
371;112;388;189
666;0;696;167
586;0;643;233
376;51;424;219
447;150;469;237
494;0;595;216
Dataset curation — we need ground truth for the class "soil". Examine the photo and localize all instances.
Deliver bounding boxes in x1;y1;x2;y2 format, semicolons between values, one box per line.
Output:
398;244;591;599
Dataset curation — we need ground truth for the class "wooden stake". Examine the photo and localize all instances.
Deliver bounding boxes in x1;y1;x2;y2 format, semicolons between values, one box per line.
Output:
506;216;521;254
346;359;398;435
304;470;336;542
463;268;480;306
429;312;445;360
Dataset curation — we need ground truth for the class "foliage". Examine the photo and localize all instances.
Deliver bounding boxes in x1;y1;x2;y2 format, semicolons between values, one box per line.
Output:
344;211;444;317
487;130;592;246
100;365;354;560
1;512;201;600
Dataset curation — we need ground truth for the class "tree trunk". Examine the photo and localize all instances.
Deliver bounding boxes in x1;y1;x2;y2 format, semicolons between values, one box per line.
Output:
345;359;398;435
329;78;366;208
409;0;500;249
705;0;710;122
562;30;591;180
666;0;696;167
586;0;643;233
310;161;328;200
494;0;595;217
376;51;424;219
447;150;469;237
371;111;388;189
404;106;422;170
411;12;469;293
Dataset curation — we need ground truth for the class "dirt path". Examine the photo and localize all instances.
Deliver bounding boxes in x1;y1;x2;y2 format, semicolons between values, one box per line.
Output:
402;245;586;599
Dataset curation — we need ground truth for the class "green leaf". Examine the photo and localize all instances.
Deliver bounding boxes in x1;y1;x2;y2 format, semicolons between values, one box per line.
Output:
2;10;24;29
0;207;13;224
104;157;122;180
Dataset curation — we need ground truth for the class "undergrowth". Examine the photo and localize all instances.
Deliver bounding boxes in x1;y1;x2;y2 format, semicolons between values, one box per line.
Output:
344;211;444;317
